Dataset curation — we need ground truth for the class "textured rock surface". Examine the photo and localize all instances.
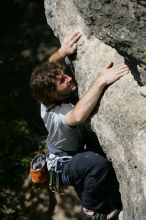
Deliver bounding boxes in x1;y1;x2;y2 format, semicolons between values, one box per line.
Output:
44;0;146;219
73;0;146;84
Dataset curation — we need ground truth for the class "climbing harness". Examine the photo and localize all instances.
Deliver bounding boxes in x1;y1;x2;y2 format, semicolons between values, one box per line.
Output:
46;152;72;193
30;142;72;193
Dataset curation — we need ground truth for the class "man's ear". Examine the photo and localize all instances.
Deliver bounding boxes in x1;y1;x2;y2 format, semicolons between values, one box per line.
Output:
51;91;57;99
56;68;64;75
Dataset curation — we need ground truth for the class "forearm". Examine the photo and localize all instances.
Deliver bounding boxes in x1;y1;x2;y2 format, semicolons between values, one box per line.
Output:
48;49;65;63
66;77;106;126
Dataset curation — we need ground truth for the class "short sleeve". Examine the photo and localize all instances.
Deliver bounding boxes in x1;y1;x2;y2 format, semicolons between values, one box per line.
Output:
40;103;74;129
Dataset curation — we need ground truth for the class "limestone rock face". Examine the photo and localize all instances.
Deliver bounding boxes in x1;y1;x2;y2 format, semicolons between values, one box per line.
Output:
73;0;146;84
44;0;146;219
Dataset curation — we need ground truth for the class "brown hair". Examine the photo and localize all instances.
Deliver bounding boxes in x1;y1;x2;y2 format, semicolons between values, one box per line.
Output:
30;61;65;108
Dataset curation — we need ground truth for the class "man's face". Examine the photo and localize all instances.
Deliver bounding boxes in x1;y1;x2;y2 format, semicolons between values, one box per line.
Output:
53;69;77;101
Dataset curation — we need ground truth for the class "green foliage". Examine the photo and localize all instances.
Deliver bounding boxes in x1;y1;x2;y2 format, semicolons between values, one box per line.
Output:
0;119;35;188
0;1;59;219
0;0;56;189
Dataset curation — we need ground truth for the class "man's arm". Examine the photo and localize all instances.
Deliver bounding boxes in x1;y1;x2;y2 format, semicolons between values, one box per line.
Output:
65;63;129;126
48;32;82;63
48;32;129;126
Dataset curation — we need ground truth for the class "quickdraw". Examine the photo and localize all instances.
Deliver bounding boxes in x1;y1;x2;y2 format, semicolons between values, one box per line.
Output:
49;170;64;193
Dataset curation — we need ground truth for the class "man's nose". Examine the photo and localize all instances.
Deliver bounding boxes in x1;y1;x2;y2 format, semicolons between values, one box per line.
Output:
66;75;72;82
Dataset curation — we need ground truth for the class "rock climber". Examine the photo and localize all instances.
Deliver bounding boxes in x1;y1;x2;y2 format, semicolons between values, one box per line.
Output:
30;32;129;220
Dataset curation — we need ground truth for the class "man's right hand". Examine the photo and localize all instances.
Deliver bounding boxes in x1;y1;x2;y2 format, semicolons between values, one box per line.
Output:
58;32;82;58
49;32;82;63
98;62;129;86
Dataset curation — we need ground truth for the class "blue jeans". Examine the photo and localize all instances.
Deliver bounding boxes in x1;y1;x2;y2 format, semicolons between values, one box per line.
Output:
63;151;122;215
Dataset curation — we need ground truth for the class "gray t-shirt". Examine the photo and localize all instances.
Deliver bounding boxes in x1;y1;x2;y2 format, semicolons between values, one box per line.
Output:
41;103;85;153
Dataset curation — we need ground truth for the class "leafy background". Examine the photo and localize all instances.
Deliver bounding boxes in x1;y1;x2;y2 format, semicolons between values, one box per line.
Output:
0;0;65;219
